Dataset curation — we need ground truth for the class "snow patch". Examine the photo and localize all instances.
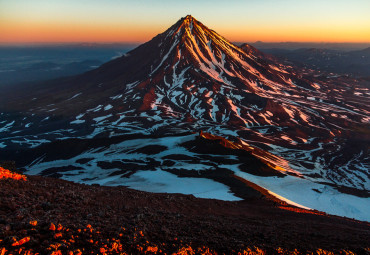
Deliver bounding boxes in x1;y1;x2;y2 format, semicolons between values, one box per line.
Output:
104;104;113;111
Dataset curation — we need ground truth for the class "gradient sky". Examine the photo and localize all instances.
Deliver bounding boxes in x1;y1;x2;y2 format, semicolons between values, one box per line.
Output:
1;0;370;44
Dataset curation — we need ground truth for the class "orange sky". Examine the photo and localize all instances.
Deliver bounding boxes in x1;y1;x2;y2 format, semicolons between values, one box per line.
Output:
1;0;369;44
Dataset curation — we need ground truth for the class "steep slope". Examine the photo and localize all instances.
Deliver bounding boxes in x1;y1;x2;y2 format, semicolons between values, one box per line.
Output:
0;16;369;220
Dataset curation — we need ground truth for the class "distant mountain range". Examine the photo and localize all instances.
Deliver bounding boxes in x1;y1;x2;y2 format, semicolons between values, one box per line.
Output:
0;59;103;86
259;46;370;78
0;15;369;221
0;45;134;86
248;41;370;51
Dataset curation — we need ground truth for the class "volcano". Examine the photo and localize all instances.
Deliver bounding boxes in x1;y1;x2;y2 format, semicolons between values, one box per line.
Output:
0;15;369;221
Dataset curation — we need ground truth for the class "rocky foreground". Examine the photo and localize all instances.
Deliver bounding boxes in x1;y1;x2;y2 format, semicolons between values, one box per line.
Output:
0;166;369;254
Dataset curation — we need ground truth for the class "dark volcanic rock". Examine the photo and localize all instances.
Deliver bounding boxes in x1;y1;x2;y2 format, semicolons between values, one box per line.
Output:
0;175;369;254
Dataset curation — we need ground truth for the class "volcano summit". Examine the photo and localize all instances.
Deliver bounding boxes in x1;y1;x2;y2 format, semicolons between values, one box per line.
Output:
0;16;369;221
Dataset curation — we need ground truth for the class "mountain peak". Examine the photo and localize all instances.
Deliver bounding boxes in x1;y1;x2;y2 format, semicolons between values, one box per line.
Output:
175;14;199;31
183;15;195;21
168;15;226;46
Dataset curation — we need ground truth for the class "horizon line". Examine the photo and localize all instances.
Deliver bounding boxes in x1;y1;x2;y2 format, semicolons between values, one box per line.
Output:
1;41;370;46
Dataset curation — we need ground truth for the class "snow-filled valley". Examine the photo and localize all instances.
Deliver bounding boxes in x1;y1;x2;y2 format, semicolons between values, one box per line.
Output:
15;133;368;222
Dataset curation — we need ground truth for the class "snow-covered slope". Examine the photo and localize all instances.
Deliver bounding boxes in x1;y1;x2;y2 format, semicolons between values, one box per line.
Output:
0;15;369;220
